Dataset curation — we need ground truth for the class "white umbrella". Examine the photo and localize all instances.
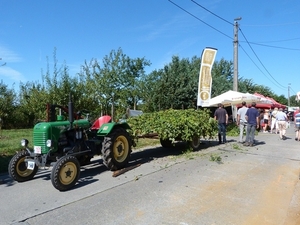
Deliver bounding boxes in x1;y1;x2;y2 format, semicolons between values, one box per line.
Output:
258;97;274;105
253;93;274;105
230;92;261;105
203;90;261;107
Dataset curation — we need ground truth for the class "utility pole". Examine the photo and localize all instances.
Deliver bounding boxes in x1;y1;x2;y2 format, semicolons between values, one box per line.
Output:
232;17;241;122
233;17;241;92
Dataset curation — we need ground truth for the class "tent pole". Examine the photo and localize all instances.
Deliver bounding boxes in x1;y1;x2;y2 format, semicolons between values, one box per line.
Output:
232;105;237;122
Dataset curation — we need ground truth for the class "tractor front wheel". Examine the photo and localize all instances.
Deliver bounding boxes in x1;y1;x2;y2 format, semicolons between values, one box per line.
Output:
51;155;80;191
8;150;38;182
101;128;131;171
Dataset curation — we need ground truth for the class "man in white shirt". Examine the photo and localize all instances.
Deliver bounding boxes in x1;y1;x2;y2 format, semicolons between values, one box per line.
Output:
236;101;248;143
275;108;288;140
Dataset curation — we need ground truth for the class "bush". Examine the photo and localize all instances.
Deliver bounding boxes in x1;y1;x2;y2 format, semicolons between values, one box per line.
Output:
127;108;218;142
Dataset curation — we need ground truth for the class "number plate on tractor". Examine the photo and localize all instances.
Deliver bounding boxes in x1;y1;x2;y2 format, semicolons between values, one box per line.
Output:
34;146;41;154
27;161;35;170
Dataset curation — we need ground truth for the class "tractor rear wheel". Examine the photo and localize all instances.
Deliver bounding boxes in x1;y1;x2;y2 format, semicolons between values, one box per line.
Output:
8;150;38;182
101;127;131;171
51;155;80;191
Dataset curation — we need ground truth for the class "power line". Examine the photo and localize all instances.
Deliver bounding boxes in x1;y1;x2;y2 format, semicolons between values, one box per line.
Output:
191;0;300;51
244;22;300;27
183;0;286;88
290;86;298;95
190;0;233;26
238;27;287;89
170;0;289;91
239;44;286;91
242;41;300;51
168;0;232;40
250;37;300;43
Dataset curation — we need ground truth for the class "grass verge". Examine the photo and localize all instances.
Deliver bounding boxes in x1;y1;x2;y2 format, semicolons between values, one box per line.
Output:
0;129;33;173
0;129;161;174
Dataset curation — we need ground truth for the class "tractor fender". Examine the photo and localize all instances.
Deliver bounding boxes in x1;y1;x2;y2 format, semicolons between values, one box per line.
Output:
97;122;131;136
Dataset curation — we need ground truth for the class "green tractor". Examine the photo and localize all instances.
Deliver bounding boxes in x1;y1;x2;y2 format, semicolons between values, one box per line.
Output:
8;96;134;191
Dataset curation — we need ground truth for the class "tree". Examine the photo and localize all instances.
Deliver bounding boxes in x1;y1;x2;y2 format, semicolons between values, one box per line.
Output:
79;48;150;120
139;69;164;112
0;81;17;128
141;56;200;111
275;94;288;106
238;78;256;93
211;58;233;97
18;81;49;126
289;94;300;107
120;56;151;110
252;84;274;97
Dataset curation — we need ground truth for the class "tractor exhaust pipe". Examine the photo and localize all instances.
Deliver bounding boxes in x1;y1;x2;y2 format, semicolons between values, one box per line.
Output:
68;93;74;128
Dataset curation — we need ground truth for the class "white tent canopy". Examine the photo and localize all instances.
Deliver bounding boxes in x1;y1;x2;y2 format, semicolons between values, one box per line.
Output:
202;90;262;107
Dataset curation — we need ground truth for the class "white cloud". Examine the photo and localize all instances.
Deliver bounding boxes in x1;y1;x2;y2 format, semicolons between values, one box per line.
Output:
0;66;26;83
0;45;26;85
0;45;22;63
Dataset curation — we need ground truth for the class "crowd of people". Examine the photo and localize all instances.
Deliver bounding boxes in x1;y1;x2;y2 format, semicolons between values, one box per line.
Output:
214;101;300;147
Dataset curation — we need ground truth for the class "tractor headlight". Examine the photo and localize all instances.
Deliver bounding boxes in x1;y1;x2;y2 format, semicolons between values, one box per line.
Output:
46;139;52;147
21;139;29;147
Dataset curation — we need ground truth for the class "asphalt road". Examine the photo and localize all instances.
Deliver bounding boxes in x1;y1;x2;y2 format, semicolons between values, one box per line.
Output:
1;124;300;225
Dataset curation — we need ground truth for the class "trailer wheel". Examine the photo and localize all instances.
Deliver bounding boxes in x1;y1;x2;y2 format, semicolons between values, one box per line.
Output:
101;128;131;171
8;150;38;182
188;135;201;151
160;138;173;148
51;155;80;191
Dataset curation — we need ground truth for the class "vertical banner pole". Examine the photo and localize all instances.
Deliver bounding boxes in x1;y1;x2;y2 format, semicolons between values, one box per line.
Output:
197;47;218;107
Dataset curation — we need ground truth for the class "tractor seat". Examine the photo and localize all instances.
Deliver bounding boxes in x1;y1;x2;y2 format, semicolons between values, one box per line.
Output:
90;115;111;130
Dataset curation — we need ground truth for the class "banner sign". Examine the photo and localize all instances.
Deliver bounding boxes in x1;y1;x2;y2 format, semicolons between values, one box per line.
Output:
197;47;217;106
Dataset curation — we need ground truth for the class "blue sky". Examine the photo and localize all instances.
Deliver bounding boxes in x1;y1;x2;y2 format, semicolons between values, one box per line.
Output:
0;0;299;98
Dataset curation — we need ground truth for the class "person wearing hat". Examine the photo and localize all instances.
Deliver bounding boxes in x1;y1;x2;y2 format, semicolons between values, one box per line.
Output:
275;108;288;140
270;107;279;134
236;101;248;143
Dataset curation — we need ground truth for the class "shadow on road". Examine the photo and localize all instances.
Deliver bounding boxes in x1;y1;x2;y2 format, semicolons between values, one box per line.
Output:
129;139;222;165
0;139;221;189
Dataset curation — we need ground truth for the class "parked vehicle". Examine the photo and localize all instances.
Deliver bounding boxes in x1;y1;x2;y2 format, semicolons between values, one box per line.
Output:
8;95;133;191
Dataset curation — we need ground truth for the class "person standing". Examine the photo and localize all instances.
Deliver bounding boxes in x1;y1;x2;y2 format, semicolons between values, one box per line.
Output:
275;108;288;140
214;103;228;144
270;107;279;134
285;111;291;129
294;109;300;141
259;109;264;132
294;110;300;141
263;109;270;133
236;101;248;143
244;102;259;147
